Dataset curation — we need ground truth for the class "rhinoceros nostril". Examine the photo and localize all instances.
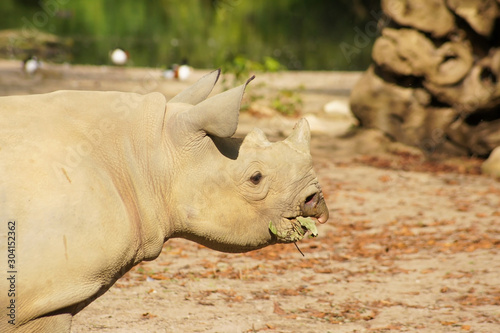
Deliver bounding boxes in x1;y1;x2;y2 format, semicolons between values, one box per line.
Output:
304;193;317;206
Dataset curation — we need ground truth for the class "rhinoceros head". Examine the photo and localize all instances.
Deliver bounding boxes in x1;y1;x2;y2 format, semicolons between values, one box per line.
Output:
164;70;329;252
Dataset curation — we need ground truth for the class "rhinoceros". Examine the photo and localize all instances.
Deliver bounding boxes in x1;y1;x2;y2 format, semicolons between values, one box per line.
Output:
0;69;329;332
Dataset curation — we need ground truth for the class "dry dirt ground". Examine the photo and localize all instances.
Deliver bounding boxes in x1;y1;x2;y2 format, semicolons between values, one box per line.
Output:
1;60;499;332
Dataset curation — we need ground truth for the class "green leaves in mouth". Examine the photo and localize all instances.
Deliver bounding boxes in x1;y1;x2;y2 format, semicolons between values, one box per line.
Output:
269;216;318;241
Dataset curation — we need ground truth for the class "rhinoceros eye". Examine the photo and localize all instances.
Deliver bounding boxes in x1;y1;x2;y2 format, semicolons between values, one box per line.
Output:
250;171;263;185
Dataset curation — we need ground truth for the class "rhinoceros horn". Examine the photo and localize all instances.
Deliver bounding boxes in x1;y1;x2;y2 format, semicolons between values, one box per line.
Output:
241;127;271;147
169;69;221;105
285;118;311;154
180;75;255;138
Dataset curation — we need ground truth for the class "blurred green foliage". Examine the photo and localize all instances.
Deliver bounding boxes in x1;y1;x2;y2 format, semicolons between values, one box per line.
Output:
222;55;284;82
271;88;304;116
0;0;381;70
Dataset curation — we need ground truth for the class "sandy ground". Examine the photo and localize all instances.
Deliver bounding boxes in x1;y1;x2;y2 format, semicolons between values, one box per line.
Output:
1;60;499;332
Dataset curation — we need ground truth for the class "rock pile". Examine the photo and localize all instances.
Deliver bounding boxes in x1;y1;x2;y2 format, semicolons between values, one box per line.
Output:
350;0;500;157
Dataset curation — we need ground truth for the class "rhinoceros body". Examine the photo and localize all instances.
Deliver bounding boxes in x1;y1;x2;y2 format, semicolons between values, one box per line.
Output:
0;70;328;332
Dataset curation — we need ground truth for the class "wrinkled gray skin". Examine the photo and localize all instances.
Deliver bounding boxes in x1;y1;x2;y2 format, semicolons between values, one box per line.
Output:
0;70;328;332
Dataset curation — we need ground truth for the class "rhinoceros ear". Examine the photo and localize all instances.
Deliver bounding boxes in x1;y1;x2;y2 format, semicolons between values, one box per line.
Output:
285;118;311;154
182;75;254;138
169;69;220;104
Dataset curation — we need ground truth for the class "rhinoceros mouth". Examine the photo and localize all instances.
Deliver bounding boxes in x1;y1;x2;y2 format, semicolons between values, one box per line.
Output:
268;216;318;243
